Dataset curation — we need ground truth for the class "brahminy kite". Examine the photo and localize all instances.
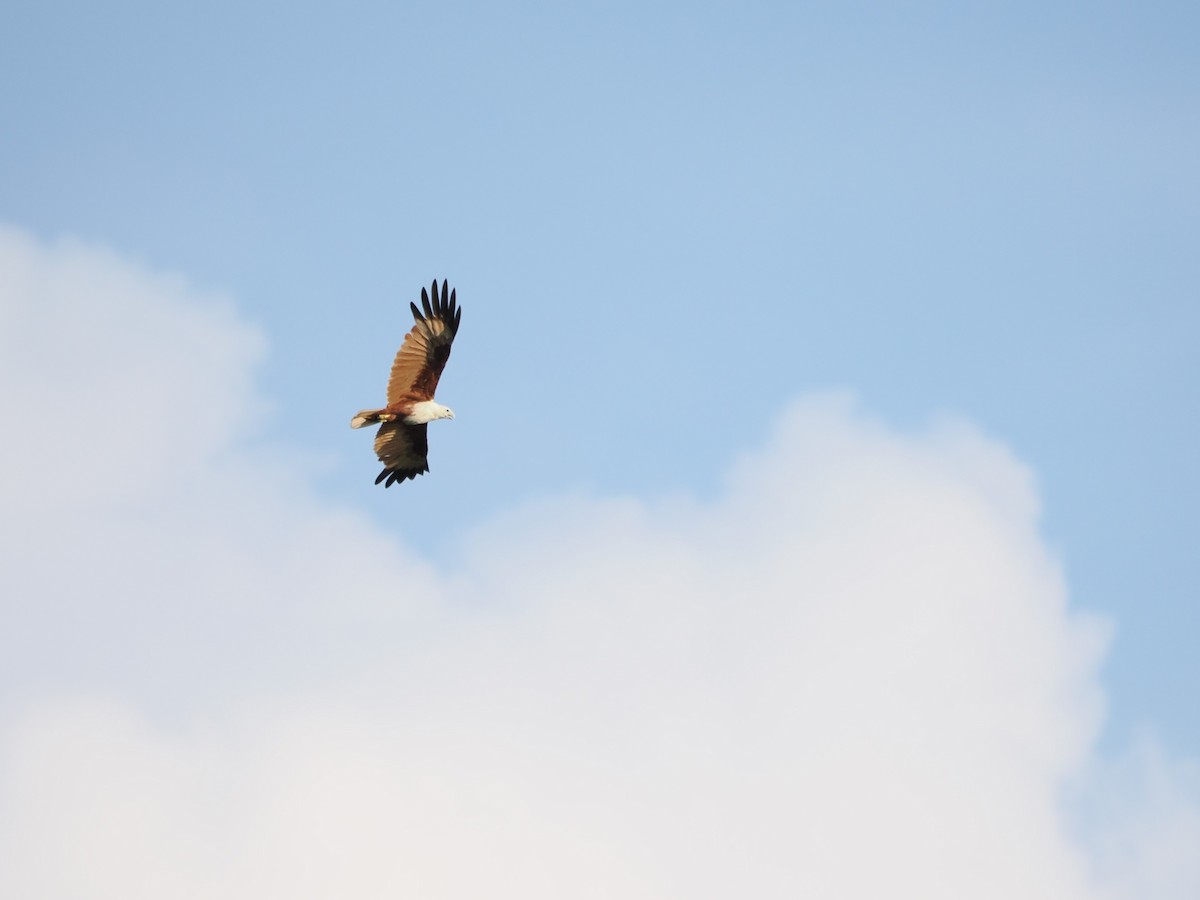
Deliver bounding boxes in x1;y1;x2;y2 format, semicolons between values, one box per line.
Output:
351;279;462;487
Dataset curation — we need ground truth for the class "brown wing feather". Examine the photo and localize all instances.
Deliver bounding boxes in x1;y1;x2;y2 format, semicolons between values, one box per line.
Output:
373;422;430;487
385;279;462;406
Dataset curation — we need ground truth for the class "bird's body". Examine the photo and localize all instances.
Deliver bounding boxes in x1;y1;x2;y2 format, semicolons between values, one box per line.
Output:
350;399;452;429
351;280;461;488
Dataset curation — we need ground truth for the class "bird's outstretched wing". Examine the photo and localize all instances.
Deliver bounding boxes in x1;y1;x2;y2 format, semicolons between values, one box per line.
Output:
386;279;461;405
373;422;430;487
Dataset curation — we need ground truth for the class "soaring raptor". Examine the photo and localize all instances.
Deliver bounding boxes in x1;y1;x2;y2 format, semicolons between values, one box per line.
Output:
351;279;461;487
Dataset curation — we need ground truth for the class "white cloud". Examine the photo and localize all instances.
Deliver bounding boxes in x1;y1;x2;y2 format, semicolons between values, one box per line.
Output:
0;225;263;509
1071;735;1200;900
0;225;1194;898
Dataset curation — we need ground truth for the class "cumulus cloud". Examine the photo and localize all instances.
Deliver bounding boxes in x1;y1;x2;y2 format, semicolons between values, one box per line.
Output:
0;225;1195;898
1071;736;1200;900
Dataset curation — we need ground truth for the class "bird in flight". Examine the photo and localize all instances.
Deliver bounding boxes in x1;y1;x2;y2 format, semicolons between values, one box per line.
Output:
351;279;462;487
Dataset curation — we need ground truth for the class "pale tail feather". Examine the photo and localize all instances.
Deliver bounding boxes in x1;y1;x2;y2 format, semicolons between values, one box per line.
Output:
351;408;385;429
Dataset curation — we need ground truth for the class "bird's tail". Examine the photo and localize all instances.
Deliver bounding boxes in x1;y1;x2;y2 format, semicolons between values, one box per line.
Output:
350;408;385;429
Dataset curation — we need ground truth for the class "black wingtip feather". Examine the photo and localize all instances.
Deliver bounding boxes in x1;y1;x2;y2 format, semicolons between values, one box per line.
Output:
375;466;427;488
410;279;461;331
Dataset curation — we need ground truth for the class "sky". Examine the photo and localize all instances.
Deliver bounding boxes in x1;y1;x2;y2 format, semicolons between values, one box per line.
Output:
0;1;1197;896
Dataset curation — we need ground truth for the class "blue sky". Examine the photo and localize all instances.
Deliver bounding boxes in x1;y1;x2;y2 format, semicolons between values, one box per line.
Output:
1;1;1197;894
